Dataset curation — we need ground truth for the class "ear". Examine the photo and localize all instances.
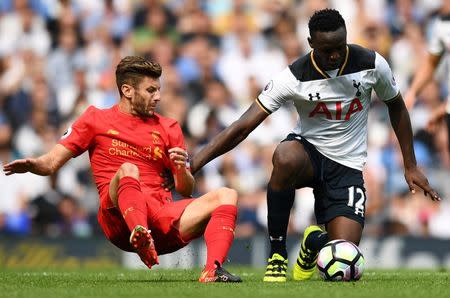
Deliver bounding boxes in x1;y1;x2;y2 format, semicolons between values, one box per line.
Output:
121;84;133;99
307;37;314;49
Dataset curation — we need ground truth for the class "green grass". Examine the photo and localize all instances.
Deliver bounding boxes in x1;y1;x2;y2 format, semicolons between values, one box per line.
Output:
0;268;449;298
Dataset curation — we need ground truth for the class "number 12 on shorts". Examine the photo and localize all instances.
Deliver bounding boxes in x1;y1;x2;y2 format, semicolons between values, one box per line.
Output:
347;186;365;217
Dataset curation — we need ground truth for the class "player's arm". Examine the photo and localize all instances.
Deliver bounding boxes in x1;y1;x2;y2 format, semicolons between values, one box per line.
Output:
404;53;442;109
385;94;440;201
168;147;194;197
3;144;74;176
190;102;269;174
374;52;440;201
4;105;97;176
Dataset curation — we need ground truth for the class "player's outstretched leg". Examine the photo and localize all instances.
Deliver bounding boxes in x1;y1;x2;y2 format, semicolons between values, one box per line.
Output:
199;201;241;282
176;187;241;282
293;225;327;280
129;225;159;269
199;260;242;283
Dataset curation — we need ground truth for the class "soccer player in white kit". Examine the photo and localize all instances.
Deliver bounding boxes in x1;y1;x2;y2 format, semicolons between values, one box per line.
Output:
189;9;441;282
405;1;450;163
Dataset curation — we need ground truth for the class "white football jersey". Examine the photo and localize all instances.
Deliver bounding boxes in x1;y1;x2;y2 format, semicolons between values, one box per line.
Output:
257;44;399;170
428;14;450;113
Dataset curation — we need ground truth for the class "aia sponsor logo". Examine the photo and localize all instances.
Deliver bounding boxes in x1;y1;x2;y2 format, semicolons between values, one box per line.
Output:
309;98;363;120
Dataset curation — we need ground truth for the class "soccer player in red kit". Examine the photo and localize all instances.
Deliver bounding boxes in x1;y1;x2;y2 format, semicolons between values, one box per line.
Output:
3;56;241;283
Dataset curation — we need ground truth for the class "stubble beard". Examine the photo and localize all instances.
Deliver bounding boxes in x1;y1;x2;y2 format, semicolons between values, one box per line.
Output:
133;94;154;118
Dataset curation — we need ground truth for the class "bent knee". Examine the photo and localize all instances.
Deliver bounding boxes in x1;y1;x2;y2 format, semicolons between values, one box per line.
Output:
118;162;140;179
216;187;238;206
273;146;299;171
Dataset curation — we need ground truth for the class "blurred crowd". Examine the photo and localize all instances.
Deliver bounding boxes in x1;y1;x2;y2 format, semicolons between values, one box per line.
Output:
0;0;449;240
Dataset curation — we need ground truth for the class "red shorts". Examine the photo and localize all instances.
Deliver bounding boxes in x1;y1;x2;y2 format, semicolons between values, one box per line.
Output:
97;194;199;255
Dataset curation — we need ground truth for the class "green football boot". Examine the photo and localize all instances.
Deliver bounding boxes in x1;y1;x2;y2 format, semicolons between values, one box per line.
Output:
293;225;323;280
263;253;288;282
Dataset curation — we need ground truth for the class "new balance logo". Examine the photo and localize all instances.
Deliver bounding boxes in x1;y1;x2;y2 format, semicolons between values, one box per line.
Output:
107;129;119;135
308;93;321;101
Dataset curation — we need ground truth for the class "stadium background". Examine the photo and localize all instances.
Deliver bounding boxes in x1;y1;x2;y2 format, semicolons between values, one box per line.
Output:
0;0;449;269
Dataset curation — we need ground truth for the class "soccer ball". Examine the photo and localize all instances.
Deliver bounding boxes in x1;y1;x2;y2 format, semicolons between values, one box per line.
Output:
317;239;364;281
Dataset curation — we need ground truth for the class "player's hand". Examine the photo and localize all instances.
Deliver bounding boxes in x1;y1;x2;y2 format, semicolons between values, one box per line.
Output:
168;147;189;170
404;166;441;201
3;159;36;175
160;168;174;191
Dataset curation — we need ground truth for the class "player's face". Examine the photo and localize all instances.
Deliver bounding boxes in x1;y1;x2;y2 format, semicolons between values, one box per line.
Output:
308;26;347;71
131;76;161;118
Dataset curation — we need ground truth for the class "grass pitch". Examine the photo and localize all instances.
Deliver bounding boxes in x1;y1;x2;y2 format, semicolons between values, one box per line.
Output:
0;268;448;298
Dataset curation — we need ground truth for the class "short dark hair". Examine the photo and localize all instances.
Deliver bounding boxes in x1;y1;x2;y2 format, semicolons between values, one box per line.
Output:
308;9;346;36
115;56;162;96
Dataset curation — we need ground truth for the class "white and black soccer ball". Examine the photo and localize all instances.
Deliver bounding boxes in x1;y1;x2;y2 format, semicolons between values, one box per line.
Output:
317;239;365;281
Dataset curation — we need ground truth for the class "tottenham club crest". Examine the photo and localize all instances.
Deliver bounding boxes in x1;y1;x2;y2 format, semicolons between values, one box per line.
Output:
353;80;362;97
263;80;273;93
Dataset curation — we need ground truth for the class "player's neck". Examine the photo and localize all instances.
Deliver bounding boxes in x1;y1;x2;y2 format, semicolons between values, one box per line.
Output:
117;99;155;120
118;100;130;113
313;52;342;71
118;100;138;117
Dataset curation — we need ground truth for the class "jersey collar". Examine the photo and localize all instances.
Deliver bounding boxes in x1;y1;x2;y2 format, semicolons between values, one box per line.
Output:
113;104;160;123
310;45;349;79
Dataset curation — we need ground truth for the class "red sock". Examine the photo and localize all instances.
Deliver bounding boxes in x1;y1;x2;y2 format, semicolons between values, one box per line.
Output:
204;205;237;271
117;176;148;232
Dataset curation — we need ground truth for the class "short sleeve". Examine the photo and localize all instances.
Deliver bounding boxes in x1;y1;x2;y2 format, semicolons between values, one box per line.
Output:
373;53;400;102
59;106;96;156
166;120;189;170
257;67;297;113
167;121;185;149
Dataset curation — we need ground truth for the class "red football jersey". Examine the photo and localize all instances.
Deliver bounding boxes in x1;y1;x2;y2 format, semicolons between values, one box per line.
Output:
59;105;186;208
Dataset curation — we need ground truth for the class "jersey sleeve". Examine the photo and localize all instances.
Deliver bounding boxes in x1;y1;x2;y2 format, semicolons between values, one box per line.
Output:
58;106;97;157
256;67;297;113
167;121;185;149
428;19;445;56
373;52;400;102
166;120;190;171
